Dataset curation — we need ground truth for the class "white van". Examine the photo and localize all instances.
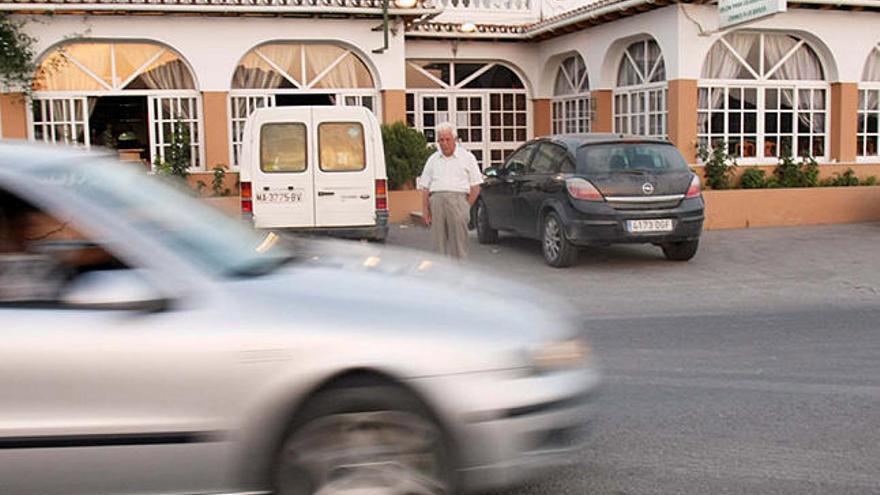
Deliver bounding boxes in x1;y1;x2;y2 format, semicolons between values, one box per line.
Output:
239;106;389;241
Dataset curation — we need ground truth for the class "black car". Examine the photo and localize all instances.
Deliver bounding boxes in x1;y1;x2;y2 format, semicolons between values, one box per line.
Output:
474;134;705;267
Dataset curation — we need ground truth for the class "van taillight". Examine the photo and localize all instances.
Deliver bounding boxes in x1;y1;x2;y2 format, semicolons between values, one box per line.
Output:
375;179;388;210
241;181;253;214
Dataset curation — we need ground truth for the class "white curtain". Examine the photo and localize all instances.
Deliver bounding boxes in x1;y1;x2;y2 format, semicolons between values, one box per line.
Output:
699;33;762;133
765;35;824;137
139;58;195;90
232;53;284;90
863;47;880;82
259;45;304;86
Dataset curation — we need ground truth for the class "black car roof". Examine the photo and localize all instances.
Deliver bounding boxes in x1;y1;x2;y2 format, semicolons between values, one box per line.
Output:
535;133;674;155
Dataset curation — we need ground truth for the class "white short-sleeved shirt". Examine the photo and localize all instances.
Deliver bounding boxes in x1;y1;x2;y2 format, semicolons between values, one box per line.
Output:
417;146;483;194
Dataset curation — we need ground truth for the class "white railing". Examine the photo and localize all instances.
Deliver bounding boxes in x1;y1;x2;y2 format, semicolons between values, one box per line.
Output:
432;0;541;24
431;0;615;25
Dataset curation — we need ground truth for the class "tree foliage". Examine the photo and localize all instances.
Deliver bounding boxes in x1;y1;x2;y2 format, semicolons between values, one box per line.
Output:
0;14;37;91
381;122;434;190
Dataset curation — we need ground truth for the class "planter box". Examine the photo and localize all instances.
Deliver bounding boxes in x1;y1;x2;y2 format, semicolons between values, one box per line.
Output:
704;186;880;230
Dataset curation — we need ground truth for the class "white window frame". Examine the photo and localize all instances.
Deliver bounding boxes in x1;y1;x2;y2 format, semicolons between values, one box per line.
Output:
551;54;592;134
148;94;204;171
858;85;880;162
698;33;830;164
405;61;531;170
613;40;667;138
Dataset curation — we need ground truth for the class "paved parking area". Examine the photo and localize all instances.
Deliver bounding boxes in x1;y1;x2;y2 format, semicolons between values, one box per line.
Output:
387;222;880;319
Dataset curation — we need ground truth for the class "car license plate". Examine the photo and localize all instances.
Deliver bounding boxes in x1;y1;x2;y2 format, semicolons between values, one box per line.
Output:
627;219;673;233
255;191;303;203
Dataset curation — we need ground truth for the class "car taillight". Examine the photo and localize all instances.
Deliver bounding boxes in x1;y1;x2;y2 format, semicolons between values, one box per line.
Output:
685;174;702;198
375;179;388;210
240;181;253;214
566;178;604;202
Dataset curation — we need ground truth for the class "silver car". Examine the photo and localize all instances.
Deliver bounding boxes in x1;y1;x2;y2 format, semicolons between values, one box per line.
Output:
0;142;599;495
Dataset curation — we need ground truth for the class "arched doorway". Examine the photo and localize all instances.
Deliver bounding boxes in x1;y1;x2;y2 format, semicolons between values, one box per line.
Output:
31;40;202;168
405;60;530;169
229;42;378;167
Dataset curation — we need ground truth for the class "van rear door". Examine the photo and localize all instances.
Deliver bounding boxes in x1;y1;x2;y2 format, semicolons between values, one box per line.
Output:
250;108;315;229
312;106;376;228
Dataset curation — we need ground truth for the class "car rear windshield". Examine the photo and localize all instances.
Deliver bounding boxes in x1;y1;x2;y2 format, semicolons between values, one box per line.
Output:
576;143;689;175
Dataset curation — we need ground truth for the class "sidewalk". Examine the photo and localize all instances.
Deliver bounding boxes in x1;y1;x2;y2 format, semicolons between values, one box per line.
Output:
386;222;880;319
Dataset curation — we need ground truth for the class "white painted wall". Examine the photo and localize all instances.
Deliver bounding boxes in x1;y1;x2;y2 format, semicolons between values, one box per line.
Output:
21;15;407;91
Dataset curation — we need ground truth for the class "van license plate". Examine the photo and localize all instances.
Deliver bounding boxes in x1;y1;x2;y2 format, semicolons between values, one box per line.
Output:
256;191;302;203
627;219;673;233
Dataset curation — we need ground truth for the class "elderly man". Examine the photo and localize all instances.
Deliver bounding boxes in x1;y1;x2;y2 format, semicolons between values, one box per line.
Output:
417;122;483;259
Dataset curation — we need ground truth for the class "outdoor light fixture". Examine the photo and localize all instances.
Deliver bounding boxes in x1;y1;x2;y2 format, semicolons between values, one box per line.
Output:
394;0;418;8
460;22;477;33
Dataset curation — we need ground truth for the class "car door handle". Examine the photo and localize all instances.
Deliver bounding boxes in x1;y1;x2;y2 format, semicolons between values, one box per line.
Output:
318;191;335;197
360;194;371;200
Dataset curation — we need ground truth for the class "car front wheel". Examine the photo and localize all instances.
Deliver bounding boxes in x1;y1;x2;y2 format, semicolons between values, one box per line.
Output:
475;200;498;244
273;385;453;495
542;212;578;268
661;239;699;261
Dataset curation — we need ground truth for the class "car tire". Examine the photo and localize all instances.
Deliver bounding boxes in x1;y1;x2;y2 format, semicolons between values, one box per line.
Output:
661;239;699;261
273;384;454;495
542;211;578;268
475;200;499;245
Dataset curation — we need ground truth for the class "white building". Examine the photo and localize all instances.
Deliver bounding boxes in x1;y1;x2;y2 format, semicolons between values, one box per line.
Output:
1;0;879;178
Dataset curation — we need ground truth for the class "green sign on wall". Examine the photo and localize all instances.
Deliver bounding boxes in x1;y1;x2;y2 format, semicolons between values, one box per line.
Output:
719;0;787;28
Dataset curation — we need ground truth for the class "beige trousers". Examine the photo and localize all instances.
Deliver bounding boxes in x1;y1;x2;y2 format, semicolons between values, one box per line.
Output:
429;192;470;259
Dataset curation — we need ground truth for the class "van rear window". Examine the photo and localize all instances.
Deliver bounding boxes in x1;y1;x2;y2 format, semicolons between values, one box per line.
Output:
319;122;366;172
261;123;307;173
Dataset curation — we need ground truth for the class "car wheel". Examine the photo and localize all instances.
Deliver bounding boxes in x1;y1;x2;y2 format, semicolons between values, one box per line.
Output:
661;239;699;261
273;385;453;495
542;212;578;268
475;200;499;244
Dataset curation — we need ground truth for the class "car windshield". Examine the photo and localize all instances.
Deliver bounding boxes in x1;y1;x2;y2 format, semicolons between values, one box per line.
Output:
576;143;689;175
24;158;292;278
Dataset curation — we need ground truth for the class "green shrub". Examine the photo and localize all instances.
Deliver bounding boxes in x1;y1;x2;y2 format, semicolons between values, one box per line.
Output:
862;176;878;186
154;120;192;180
821;168;860;187
381;122;435;190
739;168;767;189
212;166;231;196
698;144;737;190
773;153;818;188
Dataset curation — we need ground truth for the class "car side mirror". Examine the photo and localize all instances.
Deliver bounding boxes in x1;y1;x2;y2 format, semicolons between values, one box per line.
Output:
484;167;499;178
60;269;168;312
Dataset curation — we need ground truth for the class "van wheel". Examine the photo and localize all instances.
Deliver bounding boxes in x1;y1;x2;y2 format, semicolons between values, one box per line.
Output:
661;239;699;261
273;385;453;495
475;200;498;244
542;212;578;268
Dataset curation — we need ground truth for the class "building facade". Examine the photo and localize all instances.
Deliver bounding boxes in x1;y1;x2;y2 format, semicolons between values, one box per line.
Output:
1;0;879;179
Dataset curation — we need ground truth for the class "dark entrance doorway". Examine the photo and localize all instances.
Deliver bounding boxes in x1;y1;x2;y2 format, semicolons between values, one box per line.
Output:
275;94;335;106
88;96;149;163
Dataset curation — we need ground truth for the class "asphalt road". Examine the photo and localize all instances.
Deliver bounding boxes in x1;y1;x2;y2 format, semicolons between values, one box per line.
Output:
387;223;880;495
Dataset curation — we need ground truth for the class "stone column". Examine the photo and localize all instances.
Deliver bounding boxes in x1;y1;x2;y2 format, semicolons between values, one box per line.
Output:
381;89;407;125
667;79;698;164
830;82;858;163
532;99;551;137
0;93;29;139
202;91;231;169
591;89;613;133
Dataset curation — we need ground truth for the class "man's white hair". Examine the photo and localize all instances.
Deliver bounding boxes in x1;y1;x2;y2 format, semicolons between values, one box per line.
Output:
436;121;456;140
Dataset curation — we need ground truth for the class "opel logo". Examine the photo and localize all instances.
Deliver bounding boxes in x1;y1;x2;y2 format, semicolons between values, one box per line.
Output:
641;182;655;195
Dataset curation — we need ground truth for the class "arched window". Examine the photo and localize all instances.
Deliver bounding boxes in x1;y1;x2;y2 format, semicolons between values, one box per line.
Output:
405;61;529;168
699;32;828;161
858;44;880;159
552;54;592;134
230;42;378;167
614;39;667;137
31;41;202;168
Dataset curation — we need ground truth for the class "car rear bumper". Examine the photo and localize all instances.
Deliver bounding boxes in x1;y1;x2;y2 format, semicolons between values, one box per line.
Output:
564;197;704;246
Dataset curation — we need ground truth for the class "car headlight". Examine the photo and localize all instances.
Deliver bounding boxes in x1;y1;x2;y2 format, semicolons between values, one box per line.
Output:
529;337;591;372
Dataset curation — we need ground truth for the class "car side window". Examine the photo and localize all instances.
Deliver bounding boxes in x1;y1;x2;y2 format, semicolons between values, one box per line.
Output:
530;143;573;175
0;190;130;307
504;144;535;176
